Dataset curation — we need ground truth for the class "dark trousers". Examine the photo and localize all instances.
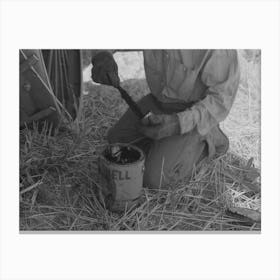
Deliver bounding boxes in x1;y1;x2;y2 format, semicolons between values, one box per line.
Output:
107;94;228;189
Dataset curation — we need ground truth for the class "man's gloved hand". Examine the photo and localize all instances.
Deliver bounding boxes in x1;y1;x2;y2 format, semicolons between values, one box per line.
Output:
138;113;180;140
91;51;120;87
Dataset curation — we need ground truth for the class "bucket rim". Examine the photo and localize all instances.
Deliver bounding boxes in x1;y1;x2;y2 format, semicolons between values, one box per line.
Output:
100;143;145;166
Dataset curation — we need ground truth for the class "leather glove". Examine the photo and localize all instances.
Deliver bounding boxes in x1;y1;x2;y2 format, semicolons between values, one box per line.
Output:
137;113;180;140
91;51;120;87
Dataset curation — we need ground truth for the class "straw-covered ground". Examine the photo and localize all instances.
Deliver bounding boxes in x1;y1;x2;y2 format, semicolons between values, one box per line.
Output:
20;50;261;231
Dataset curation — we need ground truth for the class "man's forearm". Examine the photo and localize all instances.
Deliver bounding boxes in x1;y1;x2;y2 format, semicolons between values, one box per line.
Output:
177;89;234;136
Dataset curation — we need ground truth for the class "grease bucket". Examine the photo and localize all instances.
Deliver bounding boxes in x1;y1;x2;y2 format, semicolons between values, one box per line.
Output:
99;144;145;212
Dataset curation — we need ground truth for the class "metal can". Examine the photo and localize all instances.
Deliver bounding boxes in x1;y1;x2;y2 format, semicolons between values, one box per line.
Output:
99;144;145;212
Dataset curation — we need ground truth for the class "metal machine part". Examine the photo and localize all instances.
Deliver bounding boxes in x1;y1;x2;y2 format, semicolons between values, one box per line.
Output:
20;49;82;128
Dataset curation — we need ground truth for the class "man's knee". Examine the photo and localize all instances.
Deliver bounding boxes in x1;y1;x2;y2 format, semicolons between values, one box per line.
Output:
107;126;118;144
107;124;140;145
107;94;157;145
142;133;206;189
142;139;180;189
143;164;169;189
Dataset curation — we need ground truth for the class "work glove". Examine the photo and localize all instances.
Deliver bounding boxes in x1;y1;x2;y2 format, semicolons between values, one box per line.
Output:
91;51;120;87
138;113;180;140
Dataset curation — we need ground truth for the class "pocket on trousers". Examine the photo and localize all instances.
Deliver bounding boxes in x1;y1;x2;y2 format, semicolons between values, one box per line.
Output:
204;125;229;159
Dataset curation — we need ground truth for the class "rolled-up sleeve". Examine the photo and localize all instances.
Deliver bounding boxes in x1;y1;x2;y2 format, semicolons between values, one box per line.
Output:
177;50;240;136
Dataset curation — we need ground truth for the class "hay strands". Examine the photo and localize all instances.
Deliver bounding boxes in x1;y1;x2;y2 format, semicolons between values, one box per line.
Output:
222;168;260;193
227;206;261;222
20;180;43;195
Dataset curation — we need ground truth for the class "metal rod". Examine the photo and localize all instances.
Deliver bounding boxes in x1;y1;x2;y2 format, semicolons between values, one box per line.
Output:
47;50;53;79
54;50;58;99
61;50;72;108
58;50;65;107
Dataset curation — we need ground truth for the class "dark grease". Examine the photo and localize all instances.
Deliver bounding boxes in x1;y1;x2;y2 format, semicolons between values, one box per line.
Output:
104;145;141;165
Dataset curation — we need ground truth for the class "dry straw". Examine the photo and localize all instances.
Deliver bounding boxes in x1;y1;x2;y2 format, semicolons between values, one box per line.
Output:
20;78;261;231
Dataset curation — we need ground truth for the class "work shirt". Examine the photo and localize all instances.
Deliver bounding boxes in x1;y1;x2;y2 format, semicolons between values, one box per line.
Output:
143;50;240;136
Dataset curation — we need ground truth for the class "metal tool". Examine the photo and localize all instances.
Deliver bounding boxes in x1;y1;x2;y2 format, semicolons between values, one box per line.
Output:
107;74;145;119
114;85;145;119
